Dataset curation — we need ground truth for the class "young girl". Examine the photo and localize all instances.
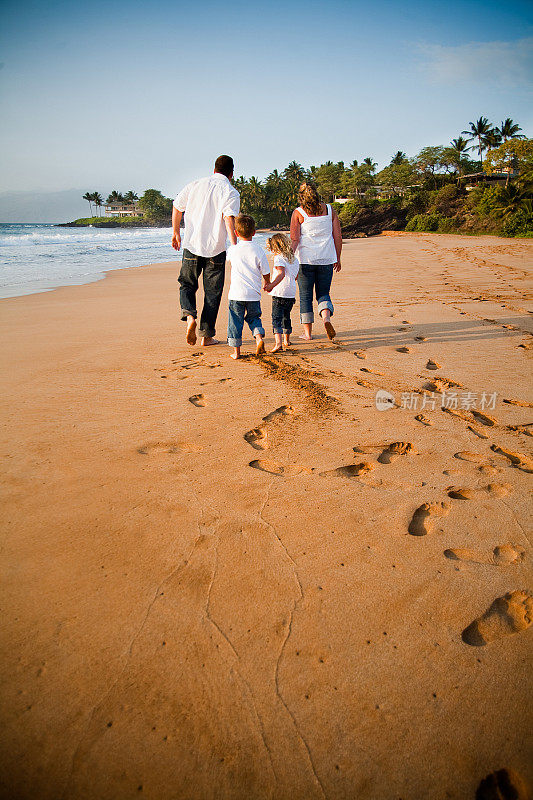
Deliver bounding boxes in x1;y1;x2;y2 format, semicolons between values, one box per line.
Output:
266;234;300;353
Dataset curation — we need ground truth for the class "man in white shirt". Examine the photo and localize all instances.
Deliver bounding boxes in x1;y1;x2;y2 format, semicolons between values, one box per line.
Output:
172;155;240;346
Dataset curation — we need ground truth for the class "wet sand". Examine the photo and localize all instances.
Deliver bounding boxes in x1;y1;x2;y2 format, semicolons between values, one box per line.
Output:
1;233;532;799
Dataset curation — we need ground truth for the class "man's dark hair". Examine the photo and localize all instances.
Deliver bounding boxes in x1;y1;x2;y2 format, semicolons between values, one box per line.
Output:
235;214;255;239
214;155;234;178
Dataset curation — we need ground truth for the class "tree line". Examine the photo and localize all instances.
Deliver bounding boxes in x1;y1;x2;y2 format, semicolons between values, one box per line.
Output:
81;189;171;221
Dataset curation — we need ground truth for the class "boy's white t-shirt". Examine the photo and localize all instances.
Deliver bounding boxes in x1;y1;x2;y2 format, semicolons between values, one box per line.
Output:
227;240;270;301
271;254;300;299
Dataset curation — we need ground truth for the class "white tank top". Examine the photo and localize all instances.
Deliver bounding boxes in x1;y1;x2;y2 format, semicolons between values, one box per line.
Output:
295;204;337;265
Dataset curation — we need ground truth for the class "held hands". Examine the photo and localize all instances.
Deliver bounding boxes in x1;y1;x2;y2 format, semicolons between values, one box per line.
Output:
333;261;342;272
171;232;181;251
263;282;273;293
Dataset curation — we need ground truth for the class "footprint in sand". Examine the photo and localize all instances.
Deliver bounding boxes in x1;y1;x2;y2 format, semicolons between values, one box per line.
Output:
137;441;201;455
408;501;450;536
189;394;206;407
444;544;525;565
443;408;471;422
414;336;427;342
507;424;533;437
360;367;384;375
503;398;533;408
426;359;441;370
491;445;533;473
262;404;294;422
468;425;489;440
454;451;485;463
354;350;367;359
249;459;311;476
462;590;533;646
471;410;498;427
378;441;414;464
476;769;529;800
415;414;433;426
397;346;411;353
319;462;374;478
244;427;268;450
447;483;511;500
357;379;373;388
244;405;294;450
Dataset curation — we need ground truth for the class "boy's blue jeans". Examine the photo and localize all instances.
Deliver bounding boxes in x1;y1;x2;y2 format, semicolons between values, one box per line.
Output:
297;263;334;324
227;300;265;347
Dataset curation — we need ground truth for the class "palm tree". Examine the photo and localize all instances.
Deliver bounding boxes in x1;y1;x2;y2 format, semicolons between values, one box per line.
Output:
106;190;124;204
83;192;94;216
449;137;470;178
483;129;502;152
283;161;306;183
93;192;103;216
462;117;493;166
497;118;524;141
391;151;407;165
124;190;138;206
362;157;377;173
247;176;264;207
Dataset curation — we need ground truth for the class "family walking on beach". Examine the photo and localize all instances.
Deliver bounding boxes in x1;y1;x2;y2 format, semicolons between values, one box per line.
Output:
171;155;342;356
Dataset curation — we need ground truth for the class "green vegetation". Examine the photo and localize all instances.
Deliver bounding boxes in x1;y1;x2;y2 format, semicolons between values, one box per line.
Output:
74;188;172;226
73;118;530;237
236;117;531;238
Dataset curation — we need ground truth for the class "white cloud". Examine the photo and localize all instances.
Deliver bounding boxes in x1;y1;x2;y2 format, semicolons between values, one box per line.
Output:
418;37;533;86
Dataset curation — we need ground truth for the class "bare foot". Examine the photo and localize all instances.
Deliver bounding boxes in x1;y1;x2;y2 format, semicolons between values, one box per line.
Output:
255;339;265;356
201;337;219;346
186;318;197;345
230;352;240;360
271;344;283;353
324;321;336;340
299;334;312;340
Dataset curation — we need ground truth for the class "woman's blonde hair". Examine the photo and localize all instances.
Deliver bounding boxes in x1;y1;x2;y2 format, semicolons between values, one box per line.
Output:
266;233;295;263
298;182;323;216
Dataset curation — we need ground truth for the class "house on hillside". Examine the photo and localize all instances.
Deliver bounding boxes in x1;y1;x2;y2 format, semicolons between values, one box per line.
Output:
104;203;144;218
463;171;519;190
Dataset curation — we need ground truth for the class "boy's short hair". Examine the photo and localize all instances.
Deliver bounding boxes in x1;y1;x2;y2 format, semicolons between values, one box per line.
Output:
235;214;255;239
214;155;234;178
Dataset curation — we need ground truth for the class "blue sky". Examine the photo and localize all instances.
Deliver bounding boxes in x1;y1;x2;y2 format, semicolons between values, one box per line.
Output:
1;0;532;198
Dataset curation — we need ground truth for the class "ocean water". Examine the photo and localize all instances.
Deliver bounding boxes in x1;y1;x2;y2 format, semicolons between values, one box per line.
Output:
0;223;271;300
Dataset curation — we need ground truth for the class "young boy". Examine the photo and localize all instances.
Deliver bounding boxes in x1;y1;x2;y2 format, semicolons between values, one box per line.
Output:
227;215;281;359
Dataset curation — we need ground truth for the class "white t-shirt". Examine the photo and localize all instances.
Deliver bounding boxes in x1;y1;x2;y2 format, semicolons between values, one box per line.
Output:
174;173;240;258
227;240;270;301
271;254;300;299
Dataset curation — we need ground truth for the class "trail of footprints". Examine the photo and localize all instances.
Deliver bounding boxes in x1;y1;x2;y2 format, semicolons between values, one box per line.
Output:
243;407;532;648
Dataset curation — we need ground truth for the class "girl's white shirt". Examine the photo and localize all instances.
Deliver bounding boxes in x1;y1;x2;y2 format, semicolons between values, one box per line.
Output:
271;254;299;298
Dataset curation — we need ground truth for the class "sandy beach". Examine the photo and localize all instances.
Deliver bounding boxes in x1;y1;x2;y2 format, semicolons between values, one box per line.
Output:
1;232;532;800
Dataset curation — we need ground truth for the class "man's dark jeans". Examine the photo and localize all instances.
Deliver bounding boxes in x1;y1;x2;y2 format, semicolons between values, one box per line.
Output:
178;248;226;338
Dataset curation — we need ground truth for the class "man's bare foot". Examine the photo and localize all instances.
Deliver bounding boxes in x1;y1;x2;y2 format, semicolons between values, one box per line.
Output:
201;337;219;346
299;334;312;340
324;321;336;340
230;352;240;360
186;318;197;345
255;339;265;356
271;344;283;353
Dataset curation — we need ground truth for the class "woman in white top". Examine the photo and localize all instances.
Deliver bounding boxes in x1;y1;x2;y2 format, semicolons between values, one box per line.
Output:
290;182;342;340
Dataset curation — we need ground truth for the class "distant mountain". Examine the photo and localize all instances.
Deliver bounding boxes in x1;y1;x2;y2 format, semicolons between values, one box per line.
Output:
0;189;98;223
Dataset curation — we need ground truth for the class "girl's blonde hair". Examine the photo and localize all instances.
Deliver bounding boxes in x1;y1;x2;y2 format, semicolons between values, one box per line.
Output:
266;233;295;263
298;182;323;216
